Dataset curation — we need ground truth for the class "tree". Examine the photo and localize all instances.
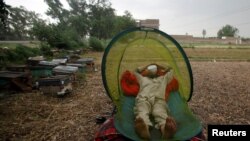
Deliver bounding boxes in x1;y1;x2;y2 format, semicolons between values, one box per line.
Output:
112;11;136;35
1;0;137;45
202;29;206;38
1;4;43;40
41;0;86;49
32;21;82;49
88;0;116;39
0;0;10;26
0;0;11;39
7;6;43;40
217;24;239;38
44;0;69;24
67;0;89;38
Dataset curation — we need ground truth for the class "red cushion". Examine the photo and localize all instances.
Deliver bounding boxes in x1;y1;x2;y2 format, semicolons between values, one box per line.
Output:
120;71;140;96
165;77;179;100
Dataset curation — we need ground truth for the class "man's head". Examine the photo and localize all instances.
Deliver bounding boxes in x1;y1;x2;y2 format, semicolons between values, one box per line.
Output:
138;63;171;78
147;64;157;77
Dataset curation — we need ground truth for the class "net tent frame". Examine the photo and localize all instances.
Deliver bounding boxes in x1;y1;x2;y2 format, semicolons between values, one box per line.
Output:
100;27;203;141
101;27;193;102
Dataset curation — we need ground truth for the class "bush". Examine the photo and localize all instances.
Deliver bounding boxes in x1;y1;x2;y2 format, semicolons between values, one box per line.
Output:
15;44;34;59
40;43;53;57
101;39;111;48
0;44;42;65
78;40;88;48
32;22;83;49
89;37;104;51
56;50;68;58
6;50;20;62
30;47;42;55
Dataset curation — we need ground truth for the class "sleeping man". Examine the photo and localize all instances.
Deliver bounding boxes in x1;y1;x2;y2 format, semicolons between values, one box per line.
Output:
121;64;178;140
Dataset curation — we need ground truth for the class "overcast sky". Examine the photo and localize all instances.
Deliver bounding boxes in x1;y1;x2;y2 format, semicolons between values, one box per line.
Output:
5;0;250;37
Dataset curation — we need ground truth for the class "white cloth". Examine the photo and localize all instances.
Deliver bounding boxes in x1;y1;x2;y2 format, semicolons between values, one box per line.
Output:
134;70;174;128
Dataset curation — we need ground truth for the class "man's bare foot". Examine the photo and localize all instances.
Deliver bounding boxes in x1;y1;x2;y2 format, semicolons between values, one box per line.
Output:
161;117;177;139
134;117;150;140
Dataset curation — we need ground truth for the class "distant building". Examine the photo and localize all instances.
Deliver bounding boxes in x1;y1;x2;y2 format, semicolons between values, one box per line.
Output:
222;36;242;45
171;34;242;45
136;19;160;29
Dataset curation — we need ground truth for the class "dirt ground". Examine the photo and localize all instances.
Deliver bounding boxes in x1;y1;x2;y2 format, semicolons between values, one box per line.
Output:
0;52;249;141
189;61;250;138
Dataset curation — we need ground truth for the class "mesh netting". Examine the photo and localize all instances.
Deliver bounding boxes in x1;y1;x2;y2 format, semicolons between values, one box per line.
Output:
101;27;201;141
102;27;193;104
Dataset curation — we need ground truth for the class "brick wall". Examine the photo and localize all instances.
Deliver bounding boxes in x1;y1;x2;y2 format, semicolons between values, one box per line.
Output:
136;19;160;29
171;35;245;45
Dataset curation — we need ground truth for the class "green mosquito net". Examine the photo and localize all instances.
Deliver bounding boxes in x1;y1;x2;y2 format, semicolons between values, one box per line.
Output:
101;27;202;141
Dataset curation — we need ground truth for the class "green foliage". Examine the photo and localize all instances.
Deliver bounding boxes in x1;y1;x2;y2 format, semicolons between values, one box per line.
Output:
88;2;116;39
88;1;136;39
15;44;35;58
59;27;83;49
40;43;53;57
67;0;89;38
217;25;239;38
113;11;136;35
54;49;69;59
42;0;88;49
15;44;41;60
89;36;104;51
0;44;41;66
44;0;69;24
101;39;111;47
32;22;83;49
78;40;88;48
5;49;19;61
3;0;137;48
0;0;11;40
0;0;10;25
1;5;44;40
30;47;42;55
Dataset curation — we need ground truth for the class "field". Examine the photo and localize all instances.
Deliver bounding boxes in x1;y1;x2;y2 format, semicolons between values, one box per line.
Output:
184;48;250;61
0;41;40;49
0;48;250;141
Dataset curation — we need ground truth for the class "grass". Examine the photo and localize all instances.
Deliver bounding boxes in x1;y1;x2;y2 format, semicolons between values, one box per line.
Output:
0;41;40;49
181;43;250;49
0;43;18;49
184;48;250;61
